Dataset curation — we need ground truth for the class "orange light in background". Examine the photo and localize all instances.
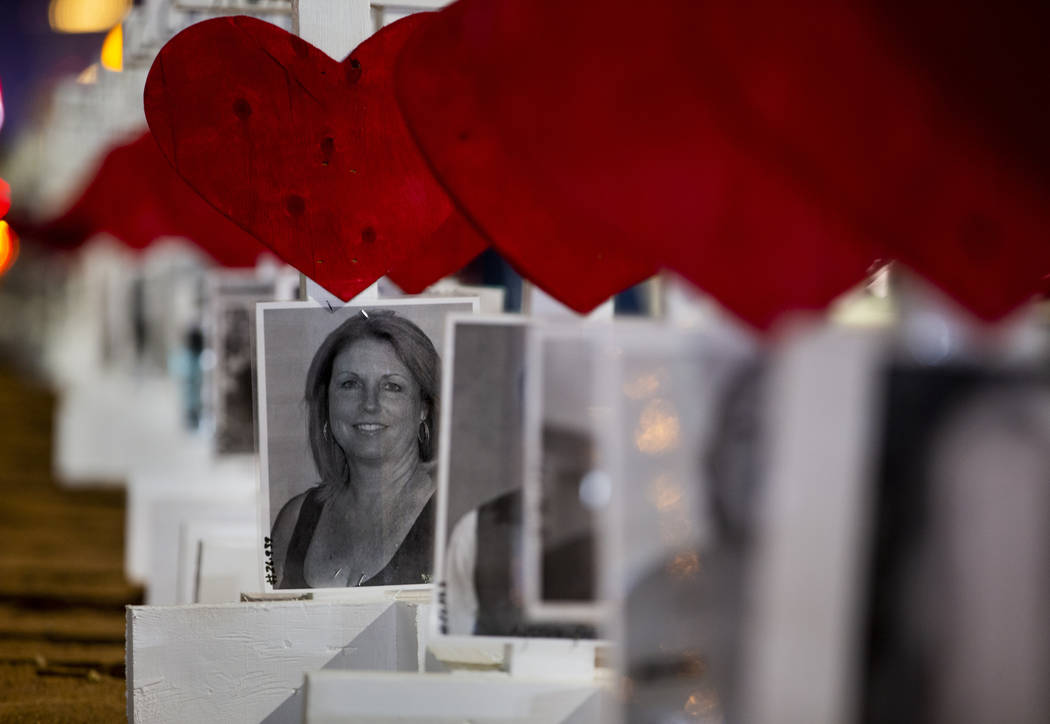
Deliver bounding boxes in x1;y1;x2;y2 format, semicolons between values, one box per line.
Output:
101;24;123;72
0;221;18;277
634;398;681;454
49;0;130;33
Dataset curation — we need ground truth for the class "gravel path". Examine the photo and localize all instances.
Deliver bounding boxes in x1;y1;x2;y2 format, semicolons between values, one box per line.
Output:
0;367;141;722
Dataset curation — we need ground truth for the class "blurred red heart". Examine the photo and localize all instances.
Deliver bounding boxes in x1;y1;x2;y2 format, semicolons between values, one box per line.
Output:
31;131;268;267
145;14;486;300
394;0;877;327
0;177;10;219
689;3;1050;321
396;0;1050;325
386;212;488;294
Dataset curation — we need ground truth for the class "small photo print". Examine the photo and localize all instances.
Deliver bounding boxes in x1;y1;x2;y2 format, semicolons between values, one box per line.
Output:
207;273;292;455
522;325;608;623
437;317;597;639
257;298;477;591
861;364;1050;724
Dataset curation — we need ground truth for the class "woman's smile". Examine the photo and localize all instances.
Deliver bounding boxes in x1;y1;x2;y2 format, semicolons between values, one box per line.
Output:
327;337;426;463
352;422;388;434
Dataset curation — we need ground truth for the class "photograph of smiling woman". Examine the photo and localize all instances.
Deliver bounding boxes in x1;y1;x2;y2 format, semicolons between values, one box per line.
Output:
256;299;477;591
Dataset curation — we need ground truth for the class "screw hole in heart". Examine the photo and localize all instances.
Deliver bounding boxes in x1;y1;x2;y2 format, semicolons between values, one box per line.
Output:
361;227;376;244
321;137;335;166
457;130;470;142
346;59;362;85
233;98;252;120
285;194;306;217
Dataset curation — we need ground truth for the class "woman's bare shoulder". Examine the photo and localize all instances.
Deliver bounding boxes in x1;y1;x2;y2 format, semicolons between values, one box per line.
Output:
270;488;319;575
272;489;314;538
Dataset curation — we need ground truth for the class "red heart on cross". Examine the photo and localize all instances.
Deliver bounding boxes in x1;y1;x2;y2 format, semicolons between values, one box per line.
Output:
687;3;1050;321
393;0;875;327
396;0;1050;326
145;14;487;300
33;131;269;267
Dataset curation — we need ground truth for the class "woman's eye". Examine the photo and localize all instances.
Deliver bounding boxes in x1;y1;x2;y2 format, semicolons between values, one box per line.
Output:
340;379;360;390
383;381;403;393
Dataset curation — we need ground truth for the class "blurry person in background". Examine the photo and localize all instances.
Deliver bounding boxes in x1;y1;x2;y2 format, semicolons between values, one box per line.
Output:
270;310;439;589
443;424;597;638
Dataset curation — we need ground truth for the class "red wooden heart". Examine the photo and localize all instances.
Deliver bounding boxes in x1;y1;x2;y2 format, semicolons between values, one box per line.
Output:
145;14;485;300
394;2;660;314
396;0;1050;326
32;131;267;267
386;212;488;294
394;0;879;327
688;3;1050;321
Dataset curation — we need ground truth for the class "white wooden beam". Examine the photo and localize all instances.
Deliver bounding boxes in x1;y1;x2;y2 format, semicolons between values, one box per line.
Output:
127;599;424;723
303;671;613;723
293;0;373;60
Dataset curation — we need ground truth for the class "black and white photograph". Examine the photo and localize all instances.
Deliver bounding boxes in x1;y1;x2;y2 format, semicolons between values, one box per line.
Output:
256;297;478;591
860;364;1050;724
205;271;295;455
436;316;598;640
521;324;609;624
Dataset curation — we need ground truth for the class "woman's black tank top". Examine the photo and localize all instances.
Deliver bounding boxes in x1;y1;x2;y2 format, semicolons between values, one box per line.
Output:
280;486;435;589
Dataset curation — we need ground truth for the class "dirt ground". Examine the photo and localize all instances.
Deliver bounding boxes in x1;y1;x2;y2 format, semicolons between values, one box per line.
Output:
0;367;141;722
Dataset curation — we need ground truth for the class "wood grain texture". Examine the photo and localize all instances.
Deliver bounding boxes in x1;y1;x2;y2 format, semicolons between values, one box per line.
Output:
394;0;1050;326
127;599;423;723
144;14;487;303
304;670;612;723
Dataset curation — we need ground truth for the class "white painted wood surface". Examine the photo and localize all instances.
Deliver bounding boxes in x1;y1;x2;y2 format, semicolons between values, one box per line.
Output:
523;286;615;320
305;278;379;307
53;372;205;487
145;488;259;605
385;282;505;315
126;457;257;585
127;599;424;723
294;0;372;59
177;516;259;603
741;328;886;724
195;537;263;603
304;671;613;724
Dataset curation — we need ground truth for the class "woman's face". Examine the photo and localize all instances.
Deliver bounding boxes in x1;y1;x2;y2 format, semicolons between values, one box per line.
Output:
327;337;426;466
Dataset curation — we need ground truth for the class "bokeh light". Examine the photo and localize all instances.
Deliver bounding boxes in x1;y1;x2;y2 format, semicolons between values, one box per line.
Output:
101;24;123;72
49;0;130;33
0;221;19;277
634;398;681;454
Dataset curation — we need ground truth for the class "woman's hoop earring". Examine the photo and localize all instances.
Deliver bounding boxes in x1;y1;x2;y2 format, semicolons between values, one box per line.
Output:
417;419;430;447
323;421;330;442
